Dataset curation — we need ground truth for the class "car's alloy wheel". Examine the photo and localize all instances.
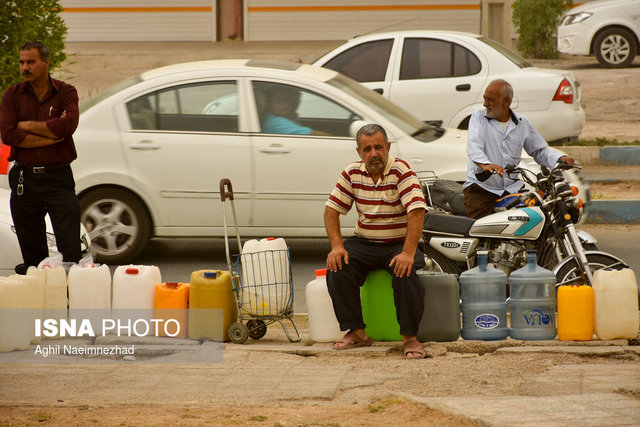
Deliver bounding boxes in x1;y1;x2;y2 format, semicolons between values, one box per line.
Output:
595;27;637;68
79;188;151;264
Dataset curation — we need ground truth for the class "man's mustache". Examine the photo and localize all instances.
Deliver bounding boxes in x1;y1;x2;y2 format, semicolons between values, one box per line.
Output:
22;71;32;76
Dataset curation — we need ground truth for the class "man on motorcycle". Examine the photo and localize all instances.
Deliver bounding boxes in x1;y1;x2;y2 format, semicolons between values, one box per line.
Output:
324;123;427;359
463;79;575;219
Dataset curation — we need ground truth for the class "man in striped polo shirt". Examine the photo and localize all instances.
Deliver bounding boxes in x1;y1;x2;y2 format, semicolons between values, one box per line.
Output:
324;123;427;359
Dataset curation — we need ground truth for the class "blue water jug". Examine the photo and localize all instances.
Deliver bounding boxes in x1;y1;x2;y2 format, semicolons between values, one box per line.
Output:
459;251;508;340
508;250;557;340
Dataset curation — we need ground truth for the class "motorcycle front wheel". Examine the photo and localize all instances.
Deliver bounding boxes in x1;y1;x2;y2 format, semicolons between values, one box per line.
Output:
555;253;626;286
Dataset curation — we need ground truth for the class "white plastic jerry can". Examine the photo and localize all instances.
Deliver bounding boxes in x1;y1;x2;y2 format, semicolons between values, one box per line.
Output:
593;268;640;340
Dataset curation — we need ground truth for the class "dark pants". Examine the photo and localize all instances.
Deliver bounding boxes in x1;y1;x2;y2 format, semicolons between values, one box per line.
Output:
463;183;505;219
326;236;426;337
9;164;82;267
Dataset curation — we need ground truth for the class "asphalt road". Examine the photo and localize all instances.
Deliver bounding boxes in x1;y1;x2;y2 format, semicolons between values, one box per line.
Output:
123;223;639;313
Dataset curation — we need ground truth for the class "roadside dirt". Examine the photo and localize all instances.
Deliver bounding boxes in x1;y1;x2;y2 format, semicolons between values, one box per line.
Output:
2;46;637;426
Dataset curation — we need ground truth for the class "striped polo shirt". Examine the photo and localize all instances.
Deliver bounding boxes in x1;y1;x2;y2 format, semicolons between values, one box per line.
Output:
326;155;427;243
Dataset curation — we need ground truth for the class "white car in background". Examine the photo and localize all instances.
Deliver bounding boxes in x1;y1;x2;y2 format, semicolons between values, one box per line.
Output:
558;0;640;68
313;30;586;144
0;189;92;275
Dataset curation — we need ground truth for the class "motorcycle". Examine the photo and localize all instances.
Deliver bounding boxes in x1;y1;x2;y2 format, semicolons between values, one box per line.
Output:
420;162;628;289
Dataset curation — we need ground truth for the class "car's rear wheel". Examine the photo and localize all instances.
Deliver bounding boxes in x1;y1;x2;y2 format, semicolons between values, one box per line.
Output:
79;188;151;264
594;28;637;68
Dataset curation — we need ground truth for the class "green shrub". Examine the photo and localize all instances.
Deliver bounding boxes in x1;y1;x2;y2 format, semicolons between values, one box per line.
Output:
0;0;67;94
513;0;572;59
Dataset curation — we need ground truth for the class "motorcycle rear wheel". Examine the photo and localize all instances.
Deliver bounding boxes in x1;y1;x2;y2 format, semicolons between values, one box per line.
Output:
422;246;460;275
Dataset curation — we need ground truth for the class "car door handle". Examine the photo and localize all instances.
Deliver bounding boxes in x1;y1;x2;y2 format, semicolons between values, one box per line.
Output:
373;88;384;94
129;140;160;150
409;158;424;165
456;84;471;92
259;145;291;154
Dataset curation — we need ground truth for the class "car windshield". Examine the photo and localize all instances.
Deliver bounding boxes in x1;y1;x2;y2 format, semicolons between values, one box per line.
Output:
478;36;533;68
80;75;143;113
326;73;437;138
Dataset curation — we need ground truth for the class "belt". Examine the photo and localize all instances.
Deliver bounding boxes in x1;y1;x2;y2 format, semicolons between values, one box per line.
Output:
14;161;70;174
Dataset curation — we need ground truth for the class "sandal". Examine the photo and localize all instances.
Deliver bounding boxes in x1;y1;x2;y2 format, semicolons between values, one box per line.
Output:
332;331;374;350
403;339;425;359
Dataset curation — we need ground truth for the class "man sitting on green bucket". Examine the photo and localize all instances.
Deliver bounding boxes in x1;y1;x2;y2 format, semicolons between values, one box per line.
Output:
324;123;427;359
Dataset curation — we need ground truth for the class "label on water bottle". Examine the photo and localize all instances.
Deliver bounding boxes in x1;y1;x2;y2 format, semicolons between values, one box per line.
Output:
475;314;499;329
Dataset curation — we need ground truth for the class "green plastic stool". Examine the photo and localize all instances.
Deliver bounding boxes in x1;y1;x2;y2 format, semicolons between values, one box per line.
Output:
361;270;402;341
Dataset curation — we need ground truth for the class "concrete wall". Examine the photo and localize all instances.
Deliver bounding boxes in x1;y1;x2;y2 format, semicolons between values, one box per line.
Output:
60;0;482;42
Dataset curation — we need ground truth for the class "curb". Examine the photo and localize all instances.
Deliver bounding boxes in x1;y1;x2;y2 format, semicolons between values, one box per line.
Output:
559;146;640;165
585;200;640;224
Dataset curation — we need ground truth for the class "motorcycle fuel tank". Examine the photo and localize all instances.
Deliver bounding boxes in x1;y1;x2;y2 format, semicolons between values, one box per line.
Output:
469;207;545;240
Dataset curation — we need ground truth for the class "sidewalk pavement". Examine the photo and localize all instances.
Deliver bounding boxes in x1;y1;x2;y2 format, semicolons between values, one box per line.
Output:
567;147;640;224
1;319;639;426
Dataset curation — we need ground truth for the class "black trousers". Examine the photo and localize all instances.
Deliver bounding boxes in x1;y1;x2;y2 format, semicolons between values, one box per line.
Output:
326;236;426;337
9;164;82;267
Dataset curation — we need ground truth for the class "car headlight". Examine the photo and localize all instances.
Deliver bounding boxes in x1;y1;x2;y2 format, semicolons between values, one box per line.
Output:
562;12;592;26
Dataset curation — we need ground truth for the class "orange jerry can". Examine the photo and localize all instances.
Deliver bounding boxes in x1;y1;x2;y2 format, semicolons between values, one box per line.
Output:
154;282;189;337
557;285;594;341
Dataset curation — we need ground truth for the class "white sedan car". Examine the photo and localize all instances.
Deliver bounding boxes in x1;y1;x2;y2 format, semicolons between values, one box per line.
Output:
313;30;585;144
558;0;640;68
71;59;586;264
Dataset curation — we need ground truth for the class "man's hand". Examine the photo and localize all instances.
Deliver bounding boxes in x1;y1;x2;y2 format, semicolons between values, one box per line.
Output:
559;156;576;167
389;251;414;278
17;120;60;140
478;162;505;177
327;246;348;272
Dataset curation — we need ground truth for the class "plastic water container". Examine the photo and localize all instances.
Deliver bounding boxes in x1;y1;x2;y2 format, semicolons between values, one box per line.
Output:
306;268;342;342
593;268;639;340
240;237;291;315
508;251;557;340
189;270;237;342
112;265;161;335
154;282;189;338
68;264;112;334
557;285;594;341
14;274;44;344
27;266;68;339
0;276;31;352
416;271;461;342
361;270;402;341
68;264;112;309
112;265;161;309
459;251;509;340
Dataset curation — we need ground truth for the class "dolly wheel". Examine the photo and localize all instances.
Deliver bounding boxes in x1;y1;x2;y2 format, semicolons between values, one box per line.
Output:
228;322;249;344
247;319;267;340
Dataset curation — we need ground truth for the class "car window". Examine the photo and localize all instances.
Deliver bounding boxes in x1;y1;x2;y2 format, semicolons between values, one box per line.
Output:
400;38;481;80
478;36;532;68
126;81;238;132
253;81;360;137
321;39;393;83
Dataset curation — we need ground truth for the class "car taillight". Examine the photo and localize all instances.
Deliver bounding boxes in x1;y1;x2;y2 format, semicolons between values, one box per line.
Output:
553;78;573;104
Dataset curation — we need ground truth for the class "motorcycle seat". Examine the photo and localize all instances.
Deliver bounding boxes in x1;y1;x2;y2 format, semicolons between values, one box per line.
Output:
424;212;475;236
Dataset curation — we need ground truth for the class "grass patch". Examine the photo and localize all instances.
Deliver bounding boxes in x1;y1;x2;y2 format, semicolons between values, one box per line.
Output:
34;412;53;422
366;397;405;413
250;415;268;421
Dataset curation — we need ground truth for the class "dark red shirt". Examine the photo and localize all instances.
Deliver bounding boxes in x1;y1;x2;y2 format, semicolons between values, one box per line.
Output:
0;76;79;165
